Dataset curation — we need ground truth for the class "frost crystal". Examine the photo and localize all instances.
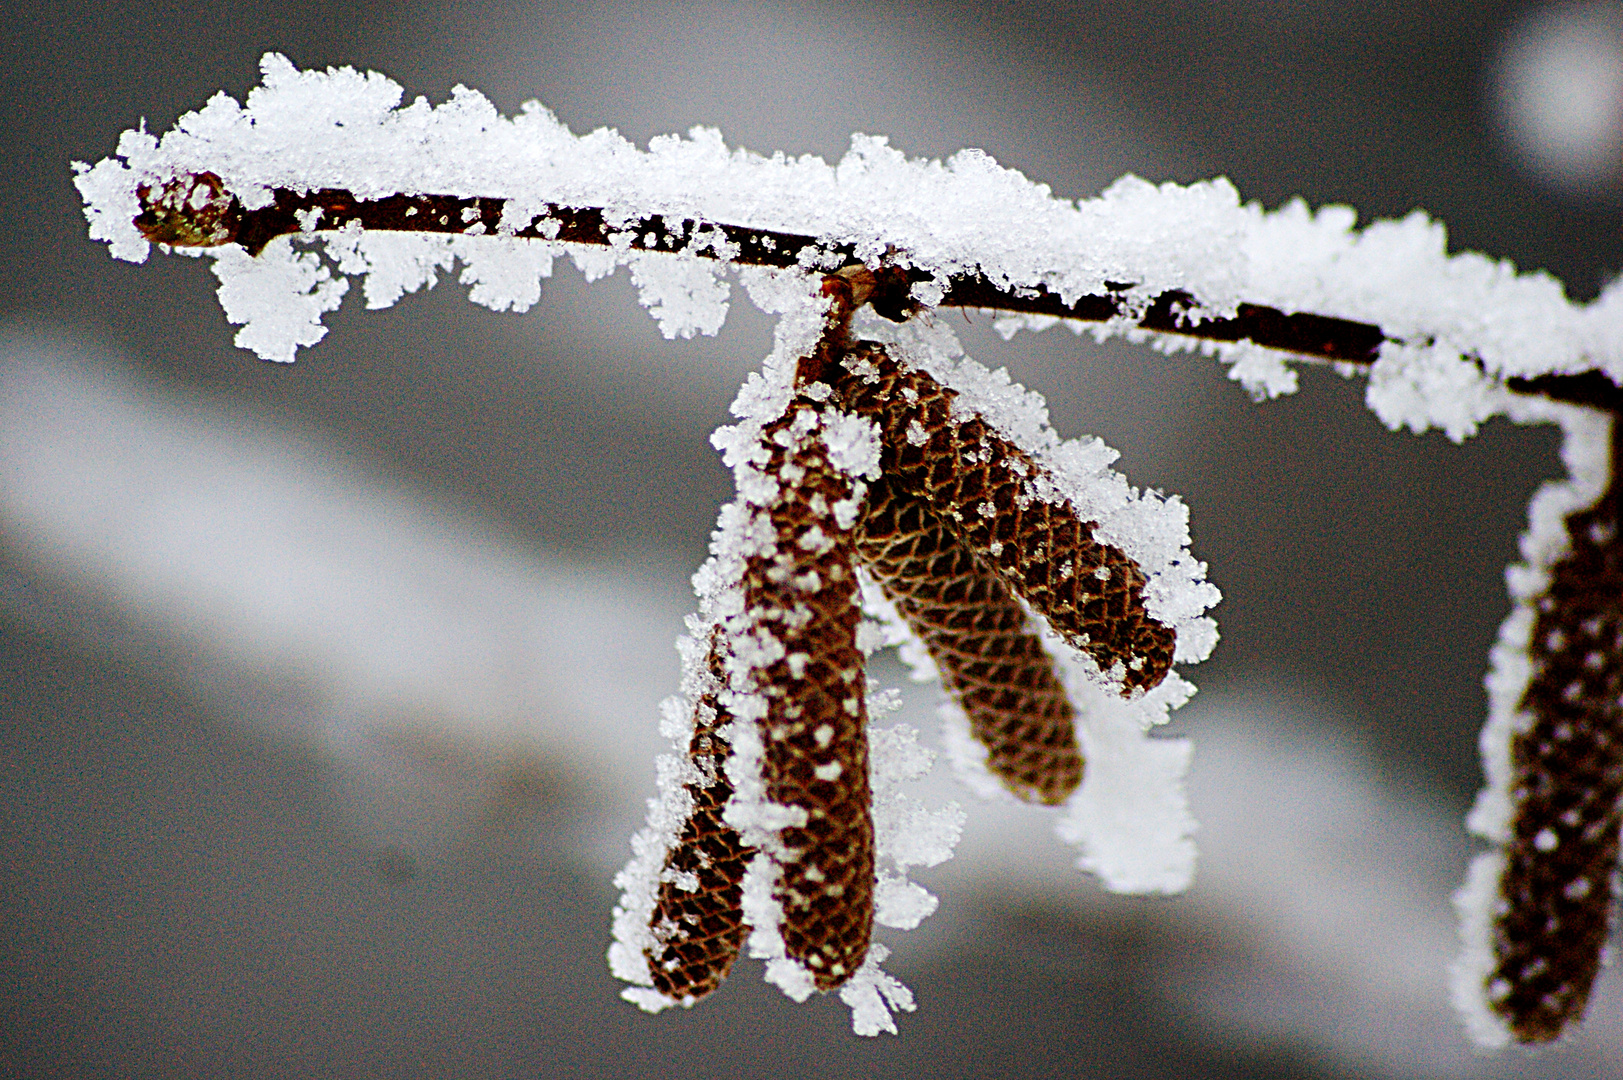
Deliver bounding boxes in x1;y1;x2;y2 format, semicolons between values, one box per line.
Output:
74;51;1623;1049
209;240;347;363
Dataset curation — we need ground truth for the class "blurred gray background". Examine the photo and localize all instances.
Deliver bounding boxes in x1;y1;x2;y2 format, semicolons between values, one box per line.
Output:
5;1;1623;1077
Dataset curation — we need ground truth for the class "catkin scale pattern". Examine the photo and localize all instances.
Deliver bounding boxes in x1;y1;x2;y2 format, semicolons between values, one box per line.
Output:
642;636;756;1001
824;342;1175;695
1488;481;1623;1042
736;404;876;990
856;473;1083;804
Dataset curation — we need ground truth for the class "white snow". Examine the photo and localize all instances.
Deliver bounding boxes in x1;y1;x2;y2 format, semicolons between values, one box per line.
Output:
1451;852;1516;1050
1054;669;1199;894
209;239;348;363
72;54;1611;447
837;945;918;1037
67;51;1623;1052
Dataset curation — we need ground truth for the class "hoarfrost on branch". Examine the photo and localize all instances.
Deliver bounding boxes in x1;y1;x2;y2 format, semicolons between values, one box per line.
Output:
74;53;1623;1047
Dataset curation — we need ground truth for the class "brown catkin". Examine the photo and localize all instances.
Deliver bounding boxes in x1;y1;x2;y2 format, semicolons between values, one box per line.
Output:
643;635;755;1002
825;342;1175;695
736;402;875;990
857;473;1083;804
1490;485;1623;1042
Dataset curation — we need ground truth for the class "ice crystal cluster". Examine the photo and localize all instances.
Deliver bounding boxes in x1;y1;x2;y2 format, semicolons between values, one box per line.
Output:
74;53;1623;1044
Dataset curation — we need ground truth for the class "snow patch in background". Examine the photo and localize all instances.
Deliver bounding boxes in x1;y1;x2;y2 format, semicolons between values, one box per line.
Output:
1494;1;1623;193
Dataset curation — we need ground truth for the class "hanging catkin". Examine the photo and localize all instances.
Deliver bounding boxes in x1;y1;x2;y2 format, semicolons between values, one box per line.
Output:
734;402;875;990
642;633;755;1001
827;342;1175;695
856;473;1083;804
1487;482;1623;1042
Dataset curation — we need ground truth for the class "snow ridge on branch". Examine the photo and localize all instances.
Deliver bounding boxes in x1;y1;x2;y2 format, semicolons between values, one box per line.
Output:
76;53;1623;430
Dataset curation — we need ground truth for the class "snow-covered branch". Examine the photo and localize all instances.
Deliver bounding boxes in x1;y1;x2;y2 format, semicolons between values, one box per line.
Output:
72;52;1623;1048
129;170;1387;367
76;55;1623;425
